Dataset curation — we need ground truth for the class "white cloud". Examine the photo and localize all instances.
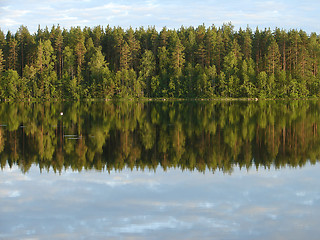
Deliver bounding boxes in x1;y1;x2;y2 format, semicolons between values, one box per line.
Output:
0;0;319;33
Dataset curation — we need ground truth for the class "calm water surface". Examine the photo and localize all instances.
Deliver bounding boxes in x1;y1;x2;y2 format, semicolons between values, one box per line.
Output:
0;100;320;239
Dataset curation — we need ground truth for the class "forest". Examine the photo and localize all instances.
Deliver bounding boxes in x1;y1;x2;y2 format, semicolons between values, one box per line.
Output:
0;101;319;173
0;23;320;99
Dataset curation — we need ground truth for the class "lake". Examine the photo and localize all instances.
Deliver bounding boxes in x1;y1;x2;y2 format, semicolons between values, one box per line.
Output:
0;100;320;239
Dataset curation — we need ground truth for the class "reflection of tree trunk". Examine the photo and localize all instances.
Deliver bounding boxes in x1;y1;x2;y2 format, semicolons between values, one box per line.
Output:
177;130;180;148
302;121;305;146
125;132;128;155
283;127;286;154
272;124;274;155
295;126;297;157
289;127;292;149
22;124;24;158
60;120;63;152
256;125;260;147
14;131;17;158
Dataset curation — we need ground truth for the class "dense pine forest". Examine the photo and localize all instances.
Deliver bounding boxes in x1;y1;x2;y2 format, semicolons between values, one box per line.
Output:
0;23;320;99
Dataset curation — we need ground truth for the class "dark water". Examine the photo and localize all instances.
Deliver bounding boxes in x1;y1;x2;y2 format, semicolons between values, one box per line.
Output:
0;100;320;239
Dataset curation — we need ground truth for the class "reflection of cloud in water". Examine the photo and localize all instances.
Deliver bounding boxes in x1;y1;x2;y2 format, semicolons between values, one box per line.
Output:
0;163;320;239
8;191;21;198
111;216;191;235
60;169;162;190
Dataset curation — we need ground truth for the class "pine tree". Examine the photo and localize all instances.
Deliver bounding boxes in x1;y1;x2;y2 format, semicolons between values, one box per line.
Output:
36;39;57;98
214;29;224;74
0;29;5;50
92;25;103;47
120;41;130;70
275;28;288;71
158;46;169;96
205;25;217;67
54;28;63;80
88;47;113;97
195;25;206;67
0;49;4;73
1;69;20;99
239;26;252;61
223;39;242;97
17;25;33;76
126;27;140;70
139;50;156;97
266;38;280;75
8;38;18;70
74;35;86;77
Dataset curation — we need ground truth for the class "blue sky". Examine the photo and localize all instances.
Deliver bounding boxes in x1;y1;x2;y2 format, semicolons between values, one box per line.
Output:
0;0;319;34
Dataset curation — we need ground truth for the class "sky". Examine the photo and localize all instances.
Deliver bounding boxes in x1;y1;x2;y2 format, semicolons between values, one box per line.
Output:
0;0;320;34
1;164;320;239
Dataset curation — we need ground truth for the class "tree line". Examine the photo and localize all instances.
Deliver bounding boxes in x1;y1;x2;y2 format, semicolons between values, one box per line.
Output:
0;101;319;173
0;23;320;99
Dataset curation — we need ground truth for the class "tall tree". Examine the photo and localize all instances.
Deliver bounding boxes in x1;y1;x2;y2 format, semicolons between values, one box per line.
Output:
74;35;86;77
0;29;6;56
126;27;141;70
287;29;301;73
223;39;242;97
63;46;75;79
195;24;206;67
36;39;57;98
17;25;33;75
238;26;252;61
205;25;217;67
7;38;18;71
266;38;280;75
0;49;4;73
88;47;113;97
158;46;170;96
275;28;288;71
139;50;156;97
1;69;20;99
214;29;224;74
53;27;64;80
119;41;130;71
169;32;185;97
91;25;103;47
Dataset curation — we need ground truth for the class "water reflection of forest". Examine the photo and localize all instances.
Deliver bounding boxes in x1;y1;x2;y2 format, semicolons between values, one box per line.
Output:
0;100;319;173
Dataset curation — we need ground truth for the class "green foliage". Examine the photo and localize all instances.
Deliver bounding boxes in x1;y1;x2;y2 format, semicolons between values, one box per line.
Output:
0;69;20;99
0;49;4;73
139;50;156;97
0;101;319;173
0;24;320;100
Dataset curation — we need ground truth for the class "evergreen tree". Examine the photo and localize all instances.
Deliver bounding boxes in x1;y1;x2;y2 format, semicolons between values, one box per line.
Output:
7;38;18;71
257;71;268;97
1;69;20;99
88;47;113;98
266;38;280;75
53;27;63;80
126;27;141;70
223;39;242;97
36;39;57;98
0;49;4;73
139;50;156;97
16;25;33;76
0;24;319;99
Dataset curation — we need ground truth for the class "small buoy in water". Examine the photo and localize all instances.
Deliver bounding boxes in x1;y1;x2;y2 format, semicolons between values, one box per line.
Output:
60;112;63;116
